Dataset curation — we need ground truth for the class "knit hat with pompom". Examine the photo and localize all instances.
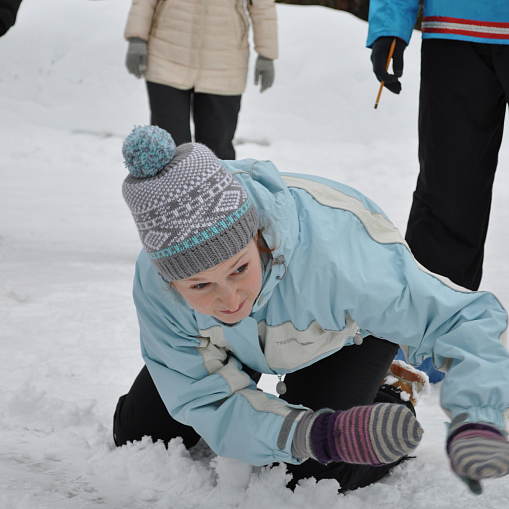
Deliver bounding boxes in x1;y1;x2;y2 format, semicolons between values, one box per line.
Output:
122;125;259;281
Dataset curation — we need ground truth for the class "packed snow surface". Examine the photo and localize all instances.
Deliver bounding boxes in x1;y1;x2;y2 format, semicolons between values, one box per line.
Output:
1;1;509;507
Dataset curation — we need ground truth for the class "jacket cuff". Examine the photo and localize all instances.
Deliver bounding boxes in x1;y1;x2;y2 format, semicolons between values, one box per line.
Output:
305;409;337;464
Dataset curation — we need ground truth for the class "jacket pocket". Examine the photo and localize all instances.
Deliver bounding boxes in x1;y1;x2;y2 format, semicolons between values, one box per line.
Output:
149;0;167;38
235;0;249;46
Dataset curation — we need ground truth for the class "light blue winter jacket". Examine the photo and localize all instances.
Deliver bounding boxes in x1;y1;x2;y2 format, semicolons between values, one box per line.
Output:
133;158;509;466
367;0;509;47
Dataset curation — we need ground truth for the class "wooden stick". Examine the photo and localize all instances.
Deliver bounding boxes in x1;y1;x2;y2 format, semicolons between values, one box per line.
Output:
374;38;397;109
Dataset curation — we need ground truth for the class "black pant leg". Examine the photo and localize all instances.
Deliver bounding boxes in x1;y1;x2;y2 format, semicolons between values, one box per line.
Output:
282;335;399;410
145;81;193;146
114;338;405;492
113;363;261;449
282;337;404;491
193;92;241;160
493;44;509;99
406;40;505;290
113;365;201;449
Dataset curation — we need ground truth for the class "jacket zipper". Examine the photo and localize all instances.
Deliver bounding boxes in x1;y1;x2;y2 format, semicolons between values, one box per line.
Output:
150;0;166;37
196;0;207;84
235;0;248;44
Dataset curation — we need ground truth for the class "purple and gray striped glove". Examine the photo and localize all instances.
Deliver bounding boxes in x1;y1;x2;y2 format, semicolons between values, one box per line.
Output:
306;403;423;466
447;421;509;495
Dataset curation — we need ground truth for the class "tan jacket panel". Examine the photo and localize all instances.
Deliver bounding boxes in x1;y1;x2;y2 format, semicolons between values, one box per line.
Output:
124;0;278;95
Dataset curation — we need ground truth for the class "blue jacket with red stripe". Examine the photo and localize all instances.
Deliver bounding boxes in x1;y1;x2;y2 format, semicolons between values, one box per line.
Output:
367;0;509;47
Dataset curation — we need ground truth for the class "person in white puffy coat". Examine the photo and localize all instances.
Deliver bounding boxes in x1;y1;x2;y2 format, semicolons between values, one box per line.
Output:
124;0;278;160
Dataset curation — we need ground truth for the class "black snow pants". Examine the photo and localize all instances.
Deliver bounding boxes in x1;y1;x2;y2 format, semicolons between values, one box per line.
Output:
113;336;414;493
146;81;242;161
406;39;509;291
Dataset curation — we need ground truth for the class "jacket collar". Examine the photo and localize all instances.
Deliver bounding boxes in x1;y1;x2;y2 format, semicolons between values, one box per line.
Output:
223;158;299;313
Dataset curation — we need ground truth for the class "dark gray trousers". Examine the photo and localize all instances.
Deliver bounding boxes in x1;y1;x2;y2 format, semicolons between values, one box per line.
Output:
406;40;509;290
146;81;241;160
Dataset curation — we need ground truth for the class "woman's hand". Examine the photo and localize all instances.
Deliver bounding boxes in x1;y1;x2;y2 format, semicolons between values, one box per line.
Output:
307;403;423;465
254;55;274;93
125;37;147;79
447;421;509;495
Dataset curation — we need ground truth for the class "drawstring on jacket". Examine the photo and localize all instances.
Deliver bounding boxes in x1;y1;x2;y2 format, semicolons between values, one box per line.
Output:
273;255;287;280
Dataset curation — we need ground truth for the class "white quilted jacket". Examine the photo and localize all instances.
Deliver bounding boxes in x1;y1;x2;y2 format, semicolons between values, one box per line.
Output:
124;0;278;95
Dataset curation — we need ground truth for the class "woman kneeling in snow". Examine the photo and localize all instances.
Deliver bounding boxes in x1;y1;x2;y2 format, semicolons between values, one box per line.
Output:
113;125;509;495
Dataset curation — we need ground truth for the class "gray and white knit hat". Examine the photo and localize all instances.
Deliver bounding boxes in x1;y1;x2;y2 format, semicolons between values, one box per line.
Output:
122;125;259;281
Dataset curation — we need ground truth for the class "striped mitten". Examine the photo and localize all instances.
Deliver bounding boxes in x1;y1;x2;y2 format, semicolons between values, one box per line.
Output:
307;403;423;465
447;423;509;495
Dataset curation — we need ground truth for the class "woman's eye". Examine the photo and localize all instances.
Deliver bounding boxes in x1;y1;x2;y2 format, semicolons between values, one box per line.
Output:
191;283;209;290
235;264;248;274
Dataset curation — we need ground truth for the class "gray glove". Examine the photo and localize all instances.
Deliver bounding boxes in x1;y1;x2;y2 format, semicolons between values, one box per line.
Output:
125;37;147;79
254;55;274;93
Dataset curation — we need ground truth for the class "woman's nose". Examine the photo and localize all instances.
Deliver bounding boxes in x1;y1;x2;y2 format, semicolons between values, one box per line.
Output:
219;285;240;310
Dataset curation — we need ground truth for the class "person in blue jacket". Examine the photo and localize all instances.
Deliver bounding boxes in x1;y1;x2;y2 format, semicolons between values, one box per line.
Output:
114;125;509;495
368;0;509;290
367;0;509;384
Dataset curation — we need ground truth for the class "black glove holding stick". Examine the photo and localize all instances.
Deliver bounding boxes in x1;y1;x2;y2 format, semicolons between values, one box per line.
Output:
371;36;407;94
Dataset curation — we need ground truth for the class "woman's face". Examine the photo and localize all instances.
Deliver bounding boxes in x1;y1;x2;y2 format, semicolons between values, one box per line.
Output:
173;238;263;323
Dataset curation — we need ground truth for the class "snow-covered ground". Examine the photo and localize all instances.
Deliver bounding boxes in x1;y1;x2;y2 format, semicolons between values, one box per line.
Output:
1;1;509;507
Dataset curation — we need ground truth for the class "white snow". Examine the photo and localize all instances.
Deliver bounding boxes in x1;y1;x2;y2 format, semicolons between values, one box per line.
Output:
1;1;509;507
